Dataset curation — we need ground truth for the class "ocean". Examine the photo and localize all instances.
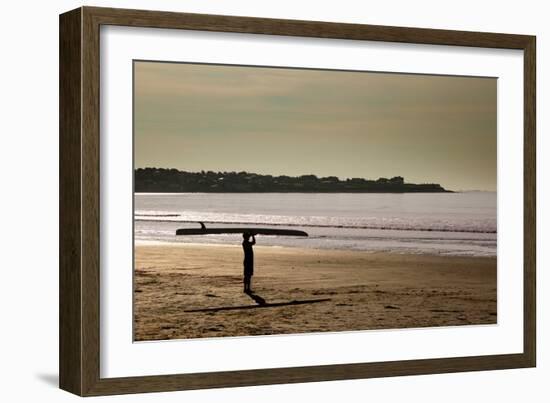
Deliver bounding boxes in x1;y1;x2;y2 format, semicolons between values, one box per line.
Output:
134;192;496;257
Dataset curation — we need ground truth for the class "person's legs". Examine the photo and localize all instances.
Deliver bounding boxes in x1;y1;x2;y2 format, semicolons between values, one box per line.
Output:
244;275;250;293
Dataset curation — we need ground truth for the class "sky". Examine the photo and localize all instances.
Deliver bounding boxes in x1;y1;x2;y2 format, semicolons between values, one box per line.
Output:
134;61;497;191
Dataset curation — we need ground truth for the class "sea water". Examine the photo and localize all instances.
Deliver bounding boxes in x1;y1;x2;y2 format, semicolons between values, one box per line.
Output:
134;192;496;257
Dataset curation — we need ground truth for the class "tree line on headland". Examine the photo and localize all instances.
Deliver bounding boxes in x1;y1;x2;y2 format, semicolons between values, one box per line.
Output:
135;168;451;193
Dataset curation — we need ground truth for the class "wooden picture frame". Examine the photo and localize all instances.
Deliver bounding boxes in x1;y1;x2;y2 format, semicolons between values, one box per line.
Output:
59;6;536;396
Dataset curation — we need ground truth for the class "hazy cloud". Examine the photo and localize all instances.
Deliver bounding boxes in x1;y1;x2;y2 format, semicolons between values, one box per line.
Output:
134;61;496;191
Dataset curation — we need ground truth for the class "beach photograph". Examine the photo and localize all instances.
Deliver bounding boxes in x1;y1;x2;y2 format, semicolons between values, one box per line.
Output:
133;61;497;342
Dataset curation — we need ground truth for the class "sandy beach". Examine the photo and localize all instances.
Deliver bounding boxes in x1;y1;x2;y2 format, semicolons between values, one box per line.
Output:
133;243;496;341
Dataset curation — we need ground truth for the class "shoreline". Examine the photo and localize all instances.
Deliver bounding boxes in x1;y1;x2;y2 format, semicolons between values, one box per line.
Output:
134;239;497;258
134;243;497;341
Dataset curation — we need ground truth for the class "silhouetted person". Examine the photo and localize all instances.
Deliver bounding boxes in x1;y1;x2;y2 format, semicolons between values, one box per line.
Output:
242;232;256;293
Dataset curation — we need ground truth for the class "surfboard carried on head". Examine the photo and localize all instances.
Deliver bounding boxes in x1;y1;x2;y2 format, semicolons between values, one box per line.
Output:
175;222;308;237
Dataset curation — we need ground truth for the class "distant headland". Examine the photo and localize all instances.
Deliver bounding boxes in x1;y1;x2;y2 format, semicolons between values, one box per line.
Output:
135;168;451;193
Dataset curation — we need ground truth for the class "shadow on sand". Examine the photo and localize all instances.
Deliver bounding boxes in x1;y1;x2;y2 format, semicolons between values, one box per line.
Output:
184;291;330;313
245;290;267;305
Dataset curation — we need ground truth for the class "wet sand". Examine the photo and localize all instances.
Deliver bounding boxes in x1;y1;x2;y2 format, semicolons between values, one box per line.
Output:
134;244;496;341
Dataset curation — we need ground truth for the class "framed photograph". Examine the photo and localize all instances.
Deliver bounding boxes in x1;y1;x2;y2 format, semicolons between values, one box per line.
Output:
59;6;536;396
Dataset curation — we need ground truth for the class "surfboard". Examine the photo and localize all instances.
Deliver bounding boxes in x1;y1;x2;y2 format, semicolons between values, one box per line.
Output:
175;222;308;237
